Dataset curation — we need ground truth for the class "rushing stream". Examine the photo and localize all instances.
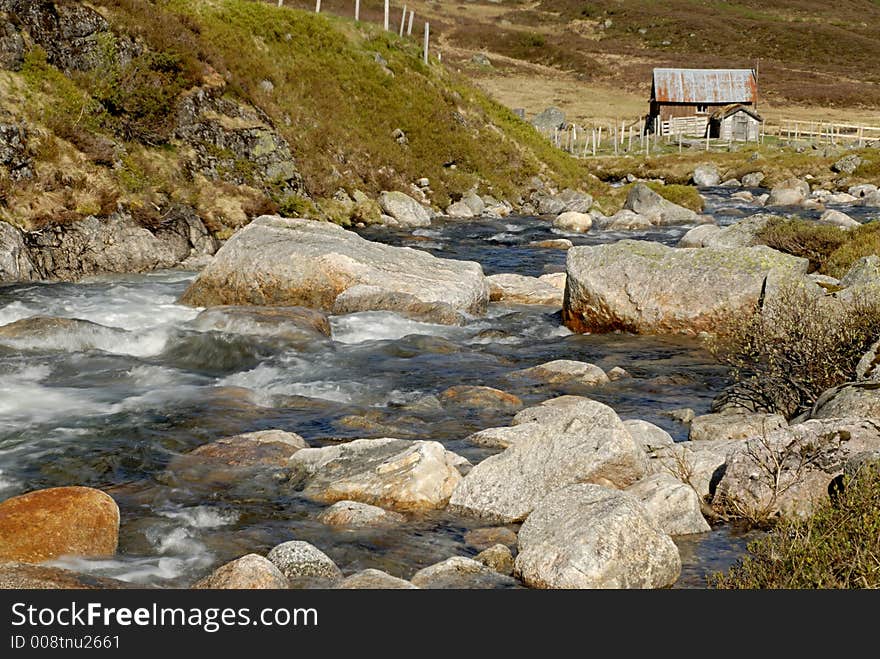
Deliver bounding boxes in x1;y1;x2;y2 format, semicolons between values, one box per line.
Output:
1;188;874;588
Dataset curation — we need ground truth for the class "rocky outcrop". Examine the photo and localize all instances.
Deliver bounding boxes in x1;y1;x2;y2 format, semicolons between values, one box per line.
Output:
176;85;304;198
626;473;711;535
624;183;704;226
713;418;880;519
25;209;218;282
0;20;25;70
563;240;809;334
0;122;31;180
486;273;564;306
410;556;517;589
267;541;342;583
194;554;288;589
317;500;406;527
334;569;417;589
0;221;37;283
514;484;681;589
288;438;466;511
689;411;787;442
0;486;119;563
179;216;488;325
448;397;647;523
511;359;609;386
378;191;432;227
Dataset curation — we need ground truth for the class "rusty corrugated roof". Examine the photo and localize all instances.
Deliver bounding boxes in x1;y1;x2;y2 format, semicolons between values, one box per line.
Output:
652;69;757;104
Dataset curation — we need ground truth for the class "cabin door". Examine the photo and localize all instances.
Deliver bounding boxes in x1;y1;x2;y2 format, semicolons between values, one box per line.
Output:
733;115;749;141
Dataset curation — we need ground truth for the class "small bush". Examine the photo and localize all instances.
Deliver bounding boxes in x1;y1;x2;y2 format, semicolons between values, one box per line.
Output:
825;222;880;279
711;467;880;588
708;283;880;418
756;218;847;272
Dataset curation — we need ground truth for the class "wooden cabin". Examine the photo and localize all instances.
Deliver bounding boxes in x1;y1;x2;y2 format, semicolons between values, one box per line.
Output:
709;104;763;142
648;68;758;137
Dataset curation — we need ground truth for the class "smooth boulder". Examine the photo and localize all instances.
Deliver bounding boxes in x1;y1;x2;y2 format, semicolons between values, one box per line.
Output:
448;397;647;523
334;569;418;589
410;556;517;589
514;484;681;589
767;178;809;206
194;554;288;589
267;541;342;582
0;487;119;563
317;500;405;527
624;183;703;226
288;438;466;511
511;359;609;386
563;239;809;334
626;473;711;535
689;411;787;442
378;191;432;227
552;211;592;233
179;216;488;325
486;273;564;306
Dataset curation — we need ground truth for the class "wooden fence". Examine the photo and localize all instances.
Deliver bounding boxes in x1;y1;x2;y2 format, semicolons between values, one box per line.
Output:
771;119;880;147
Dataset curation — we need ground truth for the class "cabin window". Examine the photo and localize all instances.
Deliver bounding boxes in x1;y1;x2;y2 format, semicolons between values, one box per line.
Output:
696;104;709;114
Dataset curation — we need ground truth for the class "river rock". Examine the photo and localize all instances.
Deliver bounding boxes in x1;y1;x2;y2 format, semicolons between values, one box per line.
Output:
741;172;765;188
731;191;754;202
529;238;573;250
692;164;720;187
191;306;331;341
334;569;418;589
0;562;130;590
288;438;465;511
377;191;432;227
179;216;488;325
713;418;880;519
818;209;860;229
623;419;675;451
849;183;877;198
486;273;564;306
647;438;746;500
514;484;681;589
678;214;775;249
813;384;880;419
539;272;566;289
511;359;609;386
720;178;741;188
0;221;36;283
563;240;809;334
0;487;119;563
448;397;647;523
267;541;342;582
439;385;523;412
832;154;862;175
464;526;518;550
176;429;307;470
689;412;787;442
317;500;405;527
410;556;517;589
475;544;515;575
624;183;702;226
626;473;711;535
598;209;654;231
445;200;475;218
194;554;288;589
552;211;592;233
858;190;880;207
767;178;810;206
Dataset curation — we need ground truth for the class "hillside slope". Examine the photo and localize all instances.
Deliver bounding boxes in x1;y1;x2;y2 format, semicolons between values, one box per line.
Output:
0;0;597;235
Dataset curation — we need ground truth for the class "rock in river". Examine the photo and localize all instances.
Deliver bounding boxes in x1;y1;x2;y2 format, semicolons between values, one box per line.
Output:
486;273;564;306
267;540;342;582
624;183;705;226
514;484;681;589
562;239;809;334
448;397;647;523
179;216;488;325
0;562;130;590
511;359;609;386
334;569;418;589
317;500;405;528
410;556;517;589
378;191;432;227
626;473;711;535
0;486;119;563
288;438;466;511
194;554;288;589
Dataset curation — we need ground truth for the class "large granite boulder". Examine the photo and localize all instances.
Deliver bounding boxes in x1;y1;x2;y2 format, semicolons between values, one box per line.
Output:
378;191;432;227
562;240;809;334
179;216;488;325
623;183;704;226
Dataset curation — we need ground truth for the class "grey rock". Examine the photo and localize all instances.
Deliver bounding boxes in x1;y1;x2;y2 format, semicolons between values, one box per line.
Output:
511;359;609;386
470;53;492;67
813;384;880;419
0;21;24;70
449;396;647;523
689;411;787;442
624;183;703;226
858;190;880;207
647;438;746;500
720;178;741;188
445;201;474;218
191;305;331;342
410;556;518;589
599;209;653;231
856;338;880;382
288;438;465;511
624;419;675;452
552;211;592;233
487;273;564;306
0;122;31;180
267;541;342;582
848;183;877;198
179;217;488;325
818;209;860;229
626;473;711;535
317;500;405;527
741;172;765;188
531;107;566;133
514;484;681;589
563;240;808;334
679;214;777;249
767;178;810;206
378;191;432;227
0;221;36;284
832;154;862;175
692;164;720;187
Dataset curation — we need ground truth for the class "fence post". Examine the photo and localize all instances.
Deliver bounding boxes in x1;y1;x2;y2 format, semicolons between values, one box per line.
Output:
355;0;360;21
399;6;407;37
384;0;390;31
423;22;429;64
278;0;283;6
407;11;414;35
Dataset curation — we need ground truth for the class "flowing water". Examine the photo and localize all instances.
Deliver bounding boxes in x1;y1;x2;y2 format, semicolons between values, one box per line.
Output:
0;189;874;588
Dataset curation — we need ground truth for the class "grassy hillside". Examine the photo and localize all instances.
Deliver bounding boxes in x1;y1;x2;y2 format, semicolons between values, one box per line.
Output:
0;0;601;232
